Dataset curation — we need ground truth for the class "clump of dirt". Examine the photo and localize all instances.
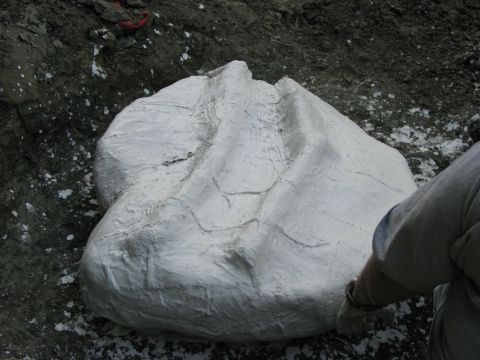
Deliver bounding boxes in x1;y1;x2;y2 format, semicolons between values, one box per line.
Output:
0;0;478;359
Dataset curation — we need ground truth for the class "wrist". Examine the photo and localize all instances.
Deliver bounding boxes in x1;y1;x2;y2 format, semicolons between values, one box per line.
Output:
345;280;383;311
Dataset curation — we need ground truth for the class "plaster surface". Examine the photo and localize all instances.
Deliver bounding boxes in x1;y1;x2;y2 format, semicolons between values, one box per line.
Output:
80;61;417;341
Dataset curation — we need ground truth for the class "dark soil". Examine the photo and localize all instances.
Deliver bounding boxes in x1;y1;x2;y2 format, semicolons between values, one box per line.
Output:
1;0;479;359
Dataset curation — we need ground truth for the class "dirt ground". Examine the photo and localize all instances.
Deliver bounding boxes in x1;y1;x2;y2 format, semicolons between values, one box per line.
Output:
1;0;479;359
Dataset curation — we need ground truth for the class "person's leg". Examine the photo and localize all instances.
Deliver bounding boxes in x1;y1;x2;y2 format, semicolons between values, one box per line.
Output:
428;284;449;360
433;284;449;312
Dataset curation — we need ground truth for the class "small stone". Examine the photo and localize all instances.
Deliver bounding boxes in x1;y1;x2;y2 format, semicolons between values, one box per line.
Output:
118;36;137;48
27;23;47;35
467;114;480;142
402;73;413;83
53;39;63;49
92;0;131;23
18;32;30;43
47;46;56;56
319;39;333;51
89;28;117;42
316;58;328;70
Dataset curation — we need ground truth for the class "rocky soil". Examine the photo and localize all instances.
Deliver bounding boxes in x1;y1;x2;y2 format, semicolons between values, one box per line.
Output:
1;0;479;359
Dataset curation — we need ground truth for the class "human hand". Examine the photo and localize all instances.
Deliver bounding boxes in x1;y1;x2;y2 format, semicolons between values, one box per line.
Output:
336;281;394;337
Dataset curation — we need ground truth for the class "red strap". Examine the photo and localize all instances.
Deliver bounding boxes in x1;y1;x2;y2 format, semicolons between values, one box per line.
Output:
114;1;149;30
117;11;149;30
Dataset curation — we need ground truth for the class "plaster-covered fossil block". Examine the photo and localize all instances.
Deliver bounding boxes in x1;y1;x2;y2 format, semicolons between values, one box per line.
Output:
80;61;417;341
